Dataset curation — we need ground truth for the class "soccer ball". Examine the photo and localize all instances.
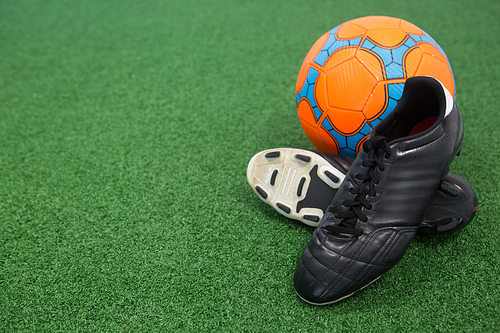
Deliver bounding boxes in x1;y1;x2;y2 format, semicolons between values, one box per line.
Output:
296;16;455;157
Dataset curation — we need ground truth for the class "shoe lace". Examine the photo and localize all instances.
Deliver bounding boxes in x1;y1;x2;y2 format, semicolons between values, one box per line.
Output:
324;136;391;238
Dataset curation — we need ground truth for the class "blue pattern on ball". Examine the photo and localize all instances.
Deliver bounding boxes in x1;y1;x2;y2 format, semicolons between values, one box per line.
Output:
361;37;417;80
321;119;372;157
314;27;362;67
296;67;323;122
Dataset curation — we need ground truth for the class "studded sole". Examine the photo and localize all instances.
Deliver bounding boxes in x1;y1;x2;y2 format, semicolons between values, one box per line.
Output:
247;148;345;227
247;148;477;235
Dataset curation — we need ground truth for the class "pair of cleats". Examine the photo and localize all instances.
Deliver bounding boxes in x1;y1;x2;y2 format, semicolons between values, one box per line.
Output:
247;77;478;305
248;148;477;234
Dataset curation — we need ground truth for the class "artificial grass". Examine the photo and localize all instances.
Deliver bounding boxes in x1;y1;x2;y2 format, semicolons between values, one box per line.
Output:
1;0;499;331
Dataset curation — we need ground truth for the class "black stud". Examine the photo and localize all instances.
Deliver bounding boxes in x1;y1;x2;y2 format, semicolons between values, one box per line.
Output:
325;170;340;183
436;218;458;232
265;151;280;158
303;215;320;222
297;177;306;196
276;203;291;214
270;170;278;186
255;186;268;199
295;154;311;162
438;181;460;197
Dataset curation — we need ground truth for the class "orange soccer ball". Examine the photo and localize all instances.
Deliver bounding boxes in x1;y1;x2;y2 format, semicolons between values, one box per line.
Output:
296;16;455;156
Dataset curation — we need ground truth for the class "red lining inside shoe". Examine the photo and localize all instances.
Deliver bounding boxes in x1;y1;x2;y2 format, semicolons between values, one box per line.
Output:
409;116;438;136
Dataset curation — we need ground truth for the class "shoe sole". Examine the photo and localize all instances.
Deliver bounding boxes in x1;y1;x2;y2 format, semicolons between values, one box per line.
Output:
247;148;345;227
419;173;478;235
295;276;381;306
248;148;478;233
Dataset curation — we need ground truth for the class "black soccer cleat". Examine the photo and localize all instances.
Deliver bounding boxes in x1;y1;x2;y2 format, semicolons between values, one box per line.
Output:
247;148;477;233
294;76;465;305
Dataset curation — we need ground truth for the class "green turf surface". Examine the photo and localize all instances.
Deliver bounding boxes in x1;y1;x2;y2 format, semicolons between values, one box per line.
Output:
1;0;499;331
